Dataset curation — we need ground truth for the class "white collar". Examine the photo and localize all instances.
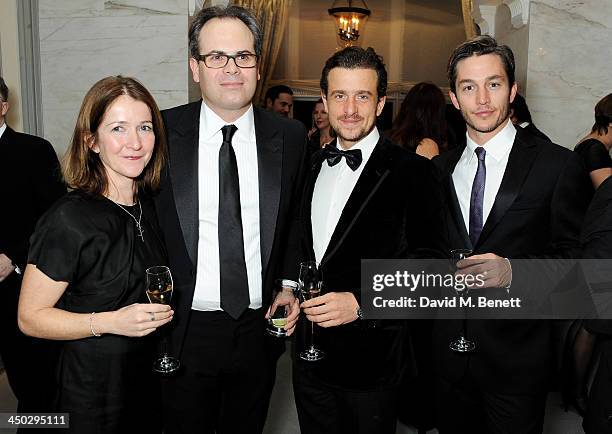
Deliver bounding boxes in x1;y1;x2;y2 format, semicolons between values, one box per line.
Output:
200;102;254;141
465;119;516;163
0;122;6;140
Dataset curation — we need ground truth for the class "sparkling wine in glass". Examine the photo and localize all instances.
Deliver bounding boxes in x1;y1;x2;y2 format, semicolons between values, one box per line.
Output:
449;249;476;353
298;261;325;361
146;266;180;374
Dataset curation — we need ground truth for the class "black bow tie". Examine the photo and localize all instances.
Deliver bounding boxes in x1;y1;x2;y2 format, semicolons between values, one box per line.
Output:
322;145;363;171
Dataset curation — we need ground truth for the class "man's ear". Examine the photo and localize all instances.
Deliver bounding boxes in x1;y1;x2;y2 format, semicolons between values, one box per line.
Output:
376;96;386;117
449;91;460;111
321;93;328;113
189;57;201;84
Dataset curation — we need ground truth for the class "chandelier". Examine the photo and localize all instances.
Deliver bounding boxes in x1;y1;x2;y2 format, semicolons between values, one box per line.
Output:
328;0;371;48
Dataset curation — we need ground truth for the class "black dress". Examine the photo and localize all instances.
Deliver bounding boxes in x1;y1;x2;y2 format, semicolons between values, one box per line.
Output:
574;138;612;172
27;191;167;433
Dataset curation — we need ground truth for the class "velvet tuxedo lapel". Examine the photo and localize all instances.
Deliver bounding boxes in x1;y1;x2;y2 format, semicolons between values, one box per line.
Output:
475;128;539;249
443;145;471;248
253;107;282;273
320;137;391;266
303;150;323;261
168;101;201;266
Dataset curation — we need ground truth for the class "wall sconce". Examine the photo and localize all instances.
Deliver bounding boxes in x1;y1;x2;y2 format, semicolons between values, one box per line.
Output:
328;0;371;48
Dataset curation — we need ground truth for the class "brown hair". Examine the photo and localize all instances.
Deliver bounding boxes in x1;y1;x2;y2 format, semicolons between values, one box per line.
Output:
447;35;515;94
63;76;166;197
592;93;612;135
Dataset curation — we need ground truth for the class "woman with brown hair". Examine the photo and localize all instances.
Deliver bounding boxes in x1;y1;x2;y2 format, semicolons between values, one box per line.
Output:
387;82;448;159
18;76;172;433
307;98;335;151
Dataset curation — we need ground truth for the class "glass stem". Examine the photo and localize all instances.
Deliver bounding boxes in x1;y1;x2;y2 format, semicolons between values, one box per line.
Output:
310;320;315;351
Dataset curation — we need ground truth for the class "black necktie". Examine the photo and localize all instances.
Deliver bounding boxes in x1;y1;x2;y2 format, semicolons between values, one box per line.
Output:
322;145;363;171
469;146;486;246
218;124;249;319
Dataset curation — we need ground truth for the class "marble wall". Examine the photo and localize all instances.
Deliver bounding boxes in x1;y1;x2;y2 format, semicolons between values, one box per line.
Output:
39;0;190;155
526;0;612;148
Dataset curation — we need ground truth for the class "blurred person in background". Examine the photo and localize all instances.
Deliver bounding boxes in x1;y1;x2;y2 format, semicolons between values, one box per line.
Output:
307;98;335;152
510;93;551;142
387;82;448;159
265;84;294;118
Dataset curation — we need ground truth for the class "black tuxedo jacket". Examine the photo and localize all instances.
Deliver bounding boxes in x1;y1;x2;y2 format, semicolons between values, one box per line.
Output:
301;136;447;391
0;126;65;269
154;102;307;357
433;127;592;394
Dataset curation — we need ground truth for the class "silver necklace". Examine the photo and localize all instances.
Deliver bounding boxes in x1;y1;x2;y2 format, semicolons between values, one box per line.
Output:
112;200;144;242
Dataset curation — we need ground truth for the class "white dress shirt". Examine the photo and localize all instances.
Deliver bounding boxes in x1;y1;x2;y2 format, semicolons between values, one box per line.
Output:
0;122;6;139
311;127;380;263
452;119;516;234
192;102;262;311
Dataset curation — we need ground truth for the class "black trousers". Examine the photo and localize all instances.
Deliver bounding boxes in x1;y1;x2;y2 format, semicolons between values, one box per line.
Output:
435;375;547;434
293;362;399;434
0;274;58;414
162;308;280;434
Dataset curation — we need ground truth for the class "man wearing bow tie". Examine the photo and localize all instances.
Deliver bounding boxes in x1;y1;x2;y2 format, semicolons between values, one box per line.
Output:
293;46;447;434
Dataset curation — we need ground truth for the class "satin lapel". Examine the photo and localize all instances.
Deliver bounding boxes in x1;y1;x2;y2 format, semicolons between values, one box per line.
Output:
169;101;201;266
254;108;282;274
476;129;539;248
320;138;391;266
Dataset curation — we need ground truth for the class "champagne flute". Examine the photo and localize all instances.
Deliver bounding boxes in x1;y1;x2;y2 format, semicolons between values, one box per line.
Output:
267;279;297;337
298;261;325;361
449;249;476;353
146;266;180;374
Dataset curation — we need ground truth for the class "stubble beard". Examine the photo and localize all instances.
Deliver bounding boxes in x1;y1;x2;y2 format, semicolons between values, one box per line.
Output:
462;98;511;135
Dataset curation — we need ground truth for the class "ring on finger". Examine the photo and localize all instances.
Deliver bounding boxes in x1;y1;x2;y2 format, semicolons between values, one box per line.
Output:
149;312;155;322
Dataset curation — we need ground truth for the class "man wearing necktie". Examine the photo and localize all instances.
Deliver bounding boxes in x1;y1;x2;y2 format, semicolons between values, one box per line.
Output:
432;36;591;433
154;5;307;433
294;46;447;434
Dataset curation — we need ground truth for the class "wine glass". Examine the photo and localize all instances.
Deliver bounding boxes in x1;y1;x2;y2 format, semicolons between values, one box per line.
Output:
449;249;476;353
267;279;298;337
298;261;325;361
145;266;180;374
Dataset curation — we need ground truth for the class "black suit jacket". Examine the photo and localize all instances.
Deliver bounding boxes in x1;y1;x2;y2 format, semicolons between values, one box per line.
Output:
433;127;592;393
0;126;65;269
301;136;447;391
154;102;308;357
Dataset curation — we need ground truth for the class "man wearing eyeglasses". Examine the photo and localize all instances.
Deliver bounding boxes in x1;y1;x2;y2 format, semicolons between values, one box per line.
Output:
155;5;308;434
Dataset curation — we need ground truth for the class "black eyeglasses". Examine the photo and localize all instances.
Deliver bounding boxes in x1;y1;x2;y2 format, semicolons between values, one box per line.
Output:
197;53;258;69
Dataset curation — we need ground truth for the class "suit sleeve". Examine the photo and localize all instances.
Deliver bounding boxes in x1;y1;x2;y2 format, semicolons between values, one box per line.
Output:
406;158;449;259
280;123;309;281
6;138;65;268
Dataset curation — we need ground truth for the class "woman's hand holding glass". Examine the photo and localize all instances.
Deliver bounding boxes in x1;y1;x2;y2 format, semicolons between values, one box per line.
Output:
105;303;173;337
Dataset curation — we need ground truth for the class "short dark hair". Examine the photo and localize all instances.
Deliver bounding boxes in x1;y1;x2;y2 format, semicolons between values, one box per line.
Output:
189;5;263;60
447;35;515;94
510;94;533;124
0;77;8;102
264;85;293;103
592;93;612;135
64;76;167;197
320;46;387;99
